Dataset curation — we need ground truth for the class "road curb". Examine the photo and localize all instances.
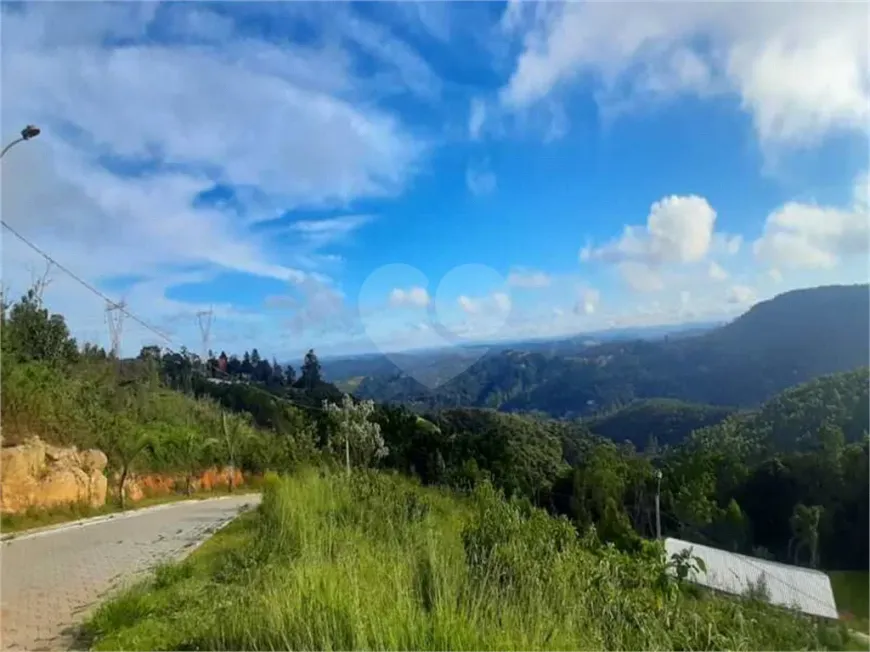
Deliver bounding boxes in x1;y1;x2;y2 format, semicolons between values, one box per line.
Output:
1;494;258;544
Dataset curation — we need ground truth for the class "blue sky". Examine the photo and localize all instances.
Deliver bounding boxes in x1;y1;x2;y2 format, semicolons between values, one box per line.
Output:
2;1;868;361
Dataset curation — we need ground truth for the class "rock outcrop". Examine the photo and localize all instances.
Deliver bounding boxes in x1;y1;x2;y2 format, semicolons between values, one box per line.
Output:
112;467;245;503
0;437;108;513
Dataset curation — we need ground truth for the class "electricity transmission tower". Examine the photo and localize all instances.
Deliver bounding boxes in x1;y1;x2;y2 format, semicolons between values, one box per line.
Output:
105;300;126;358
196;307;214;365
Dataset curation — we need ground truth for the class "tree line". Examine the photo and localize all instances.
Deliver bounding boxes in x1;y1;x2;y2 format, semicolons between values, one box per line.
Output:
2;284;867;572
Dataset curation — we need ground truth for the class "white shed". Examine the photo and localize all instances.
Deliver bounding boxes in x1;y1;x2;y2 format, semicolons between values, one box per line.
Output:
664;537;839;619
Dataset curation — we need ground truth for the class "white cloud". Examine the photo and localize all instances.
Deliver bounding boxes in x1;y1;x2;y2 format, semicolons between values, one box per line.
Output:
0;3;426;356
728;284;756;305
457;295;479;315
768;268;783;284
466;161;497;196
752;190;869;270
492;292;511;313
458;292;512;315
712;233;743;256
574;287;600;315
280;277;359;339
582;195;717;266
618;262;665;293
506;268;551;288
680;290;691;309
389;286;430;308
500;3;869;148
469;98;487;140
288;215;374;250
708;261;729;281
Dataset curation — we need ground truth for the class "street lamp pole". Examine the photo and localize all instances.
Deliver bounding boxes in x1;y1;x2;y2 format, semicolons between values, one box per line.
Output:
0;125;41;160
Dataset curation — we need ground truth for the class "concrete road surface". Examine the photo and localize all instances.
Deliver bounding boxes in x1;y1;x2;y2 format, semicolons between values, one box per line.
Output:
0;494;260;651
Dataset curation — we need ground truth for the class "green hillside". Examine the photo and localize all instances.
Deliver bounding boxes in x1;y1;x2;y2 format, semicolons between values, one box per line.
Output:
584;399;736;449
357;284;870;417
5;283;867;649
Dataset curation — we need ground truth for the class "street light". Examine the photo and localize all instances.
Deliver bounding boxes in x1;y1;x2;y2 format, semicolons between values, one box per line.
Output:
1;125;41;160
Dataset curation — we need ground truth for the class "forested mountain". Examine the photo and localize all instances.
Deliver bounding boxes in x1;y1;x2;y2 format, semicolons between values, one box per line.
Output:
4;282;867;580
376;367;869;571
357;284;869;417
584;400;736;450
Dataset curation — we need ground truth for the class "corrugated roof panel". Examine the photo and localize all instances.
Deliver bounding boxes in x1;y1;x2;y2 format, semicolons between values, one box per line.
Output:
664;537;839;619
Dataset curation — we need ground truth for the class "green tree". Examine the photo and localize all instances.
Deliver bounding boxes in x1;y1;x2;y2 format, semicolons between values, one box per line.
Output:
323;394;387;472
301;349;322;390
93;385;157;509
2;288;79;366
789;503;823;568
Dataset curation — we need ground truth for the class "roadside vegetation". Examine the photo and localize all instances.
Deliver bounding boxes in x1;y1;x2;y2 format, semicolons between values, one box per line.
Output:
2;282;867;644
0;286;317;515
830;571;870;634
83;470;850;651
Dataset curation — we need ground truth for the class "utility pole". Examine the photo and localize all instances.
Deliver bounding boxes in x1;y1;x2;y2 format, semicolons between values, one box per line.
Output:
106;300;126;358
196;307;214;370
654;469;663;540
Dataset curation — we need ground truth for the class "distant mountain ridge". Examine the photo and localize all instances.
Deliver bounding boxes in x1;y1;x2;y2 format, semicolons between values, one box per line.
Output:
319;320;723;384
354;284;870;417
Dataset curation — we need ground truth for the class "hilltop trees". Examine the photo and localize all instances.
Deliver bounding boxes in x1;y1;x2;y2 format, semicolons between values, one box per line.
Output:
1;279;867;575
300;349;322;390
1;287;79;367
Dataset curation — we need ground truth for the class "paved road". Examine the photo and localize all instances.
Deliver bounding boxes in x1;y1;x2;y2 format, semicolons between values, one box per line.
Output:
0;494;260;651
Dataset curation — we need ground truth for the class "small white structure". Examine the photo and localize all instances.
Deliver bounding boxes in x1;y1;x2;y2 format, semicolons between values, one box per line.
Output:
664;537;839;619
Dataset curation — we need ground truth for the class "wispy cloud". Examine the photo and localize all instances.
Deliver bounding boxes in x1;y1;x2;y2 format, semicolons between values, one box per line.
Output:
466;160;497;196
0;2;426;357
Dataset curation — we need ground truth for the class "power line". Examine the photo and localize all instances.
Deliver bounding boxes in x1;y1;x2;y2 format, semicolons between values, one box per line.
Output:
1;220;172;343
2;219;328;414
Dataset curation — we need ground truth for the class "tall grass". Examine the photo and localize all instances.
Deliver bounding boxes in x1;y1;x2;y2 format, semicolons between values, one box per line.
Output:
86;469;849;651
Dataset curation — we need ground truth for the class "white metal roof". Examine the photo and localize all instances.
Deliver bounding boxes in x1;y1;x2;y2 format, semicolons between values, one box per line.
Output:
664;537;839;619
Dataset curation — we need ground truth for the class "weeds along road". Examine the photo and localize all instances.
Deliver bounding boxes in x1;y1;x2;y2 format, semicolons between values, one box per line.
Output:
0;494;260;651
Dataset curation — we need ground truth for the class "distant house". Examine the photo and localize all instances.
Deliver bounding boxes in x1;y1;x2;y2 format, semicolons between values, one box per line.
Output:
664;538;838;620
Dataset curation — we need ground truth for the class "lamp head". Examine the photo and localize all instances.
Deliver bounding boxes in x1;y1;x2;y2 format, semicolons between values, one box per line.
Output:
21;125;40;140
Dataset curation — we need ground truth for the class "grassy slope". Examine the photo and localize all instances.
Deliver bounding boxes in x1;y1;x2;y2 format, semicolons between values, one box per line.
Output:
831;571;870;633
84;470;850;651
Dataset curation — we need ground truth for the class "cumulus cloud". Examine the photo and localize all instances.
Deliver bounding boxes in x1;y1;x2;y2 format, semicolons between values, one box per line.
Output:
506;268;551;288
389;286;430;308
500;3;869;148
582;195;717;266
617;262;665;293
752;176;869;270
